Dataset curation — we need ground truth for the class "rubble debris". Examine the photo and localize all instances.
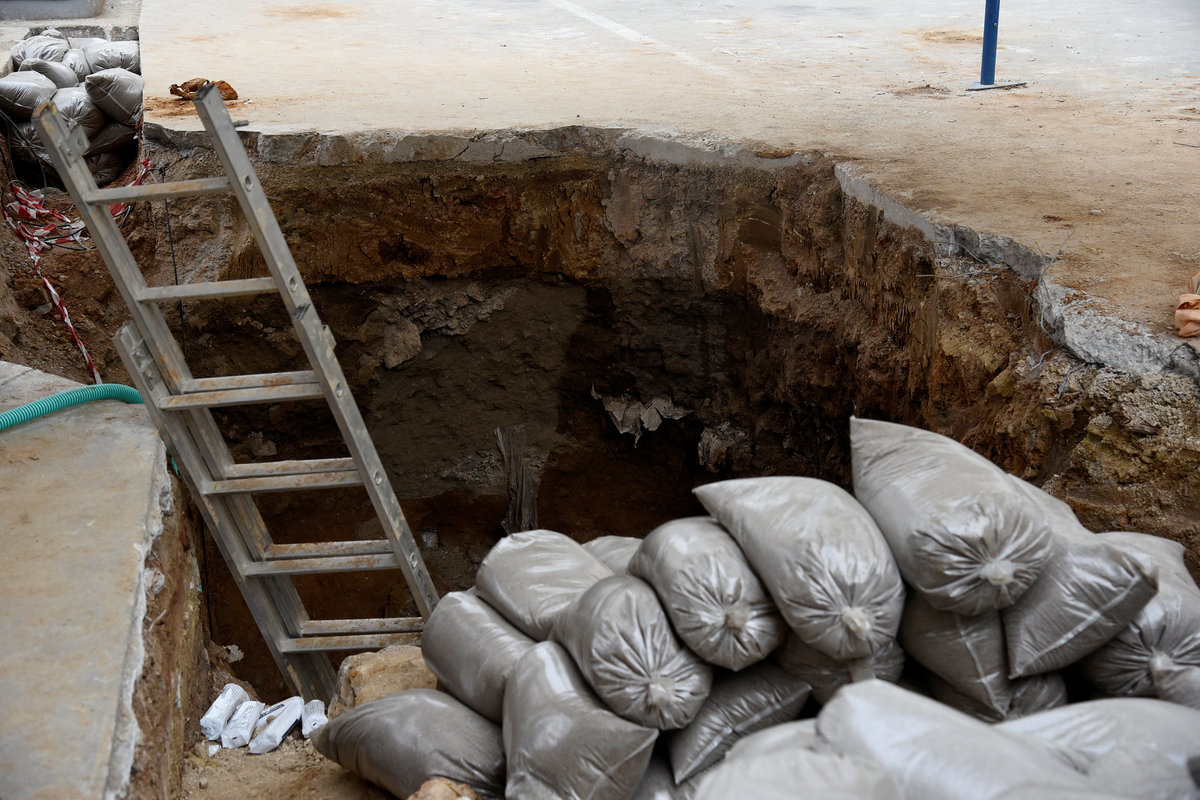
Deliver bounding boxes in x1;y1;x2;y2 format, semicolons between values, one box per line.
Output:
327;644;436;719
169;78;238;100
591;388;689;444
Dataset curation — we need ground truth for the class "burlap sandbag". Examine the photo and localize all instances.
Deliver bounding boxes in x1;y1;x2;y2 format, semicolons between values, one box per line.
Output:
421;590;535;722
629;517;786;671
311;689;504;799
583;535;641;574
998;697;1200;800
1081;532;1200;709
775;632;905;705
666;661;811;782
694;476;904;660
475;529;614;640
1002;476;1158;678
0;71;57;120
552;575;712;730
850;417;1053;615
504;642;657;800
816;680;1093;800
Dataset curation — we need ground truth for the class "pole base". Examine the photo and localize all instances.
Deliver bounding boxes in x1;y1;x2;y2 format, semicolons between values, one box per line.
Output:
967;80;1027;91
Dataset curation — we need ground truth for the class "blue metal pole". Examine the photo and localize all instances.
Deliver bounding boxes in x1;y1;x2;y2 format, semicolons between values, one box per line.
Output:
980;0;1000;85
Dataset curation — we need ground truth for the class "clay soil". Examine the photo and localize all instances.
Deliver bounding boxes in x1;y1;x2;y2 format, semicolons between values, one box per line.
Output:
179;737;386;800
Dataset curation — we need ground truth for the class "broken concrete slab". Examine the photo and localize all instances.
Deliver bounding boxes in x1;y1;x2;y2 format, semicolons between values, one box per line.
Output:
0;360;170;800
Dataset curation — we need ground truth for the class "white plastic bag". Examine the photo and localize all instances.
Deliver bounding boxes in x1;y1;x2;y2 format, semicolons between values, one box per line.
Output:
248;696;303;754
851;417;1052;615
220;700;264;749
694;476;904;660
552;575;712;730
583;535;641;574
199;683;249;741
629;517;786;670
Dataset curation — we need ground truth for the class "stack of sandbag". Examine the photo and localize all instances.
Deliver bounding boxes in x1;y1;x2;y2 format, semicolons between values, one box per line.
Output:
1;29;142;183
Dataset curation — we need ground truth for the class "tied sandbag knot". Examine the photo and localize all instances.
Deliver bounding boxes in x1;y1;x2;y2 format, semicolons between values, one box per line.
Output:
724;603;752;631
982;559;1016;586
647;678;676;709
841;606;873;637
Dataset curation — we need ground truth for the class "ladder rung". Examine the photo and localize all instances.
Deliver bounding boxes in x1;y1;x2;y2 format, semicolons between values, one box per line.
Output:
202;471;364;494
135;277;277;303
226;458;357;479
279;633;418;653
243;553;400;575
184;371;318;392
84;176;233;204
299;617;423;636
265;541;394;559
157;383;325;409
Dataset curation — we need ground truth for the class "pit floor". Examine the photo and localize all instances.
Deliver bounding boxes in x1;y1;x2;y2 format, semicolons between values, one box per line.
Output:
135;0;1200;340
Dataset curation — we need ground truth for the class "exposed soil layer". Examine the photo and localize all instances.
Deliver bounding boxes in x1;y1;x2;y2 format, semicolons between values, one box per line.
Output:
3;133;1197;696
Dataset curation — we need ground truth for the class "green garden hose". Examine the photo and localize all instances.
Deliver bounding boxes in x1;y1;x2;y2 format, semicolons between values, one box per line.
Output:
0;384;144;431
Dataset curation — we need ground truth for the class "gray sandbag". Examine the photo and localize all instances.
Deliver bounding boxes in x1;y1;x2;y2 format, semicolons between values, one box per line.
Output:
816;680;1094;800
775;632;905;705
0;71;57;120
666;661;811;782
421;590;535;722
693;747;904;800
475;529;614;640
898;591;1014;718
82;40;140;74
694;476;904;661
86;151;127;186
1081;531;1200;709
85;122;136;156
61;49;91;82
552;575;712;730
998;697;1200;800
311;689;504;799
10;34;69;68
504;642;658;800
1002;476;1158;678
930;671;1068;723
19;58;79;89
631;757;700;800
584;535;641;574
9;121;50;168
628;517;787;671
850;417;1053;615
51;87;106;138
84;67;143;126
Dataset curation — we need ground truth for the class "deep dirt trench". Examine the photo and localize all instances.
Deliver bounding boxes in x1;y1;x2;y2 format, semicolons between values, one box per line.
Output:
2;130;1197;697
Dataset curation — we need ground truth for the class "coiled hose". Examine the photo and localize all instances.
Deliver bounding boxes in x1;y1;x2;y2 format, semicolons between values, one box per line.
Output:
0;384;144;431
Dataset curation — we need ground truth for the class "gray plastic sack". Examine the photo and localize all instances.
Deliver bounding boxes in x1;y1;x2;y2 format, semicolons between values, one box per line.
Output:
61;49;91;82
929;671;1067;723
86;122;136;156
816;680;1093;800
475;529;614;640
82;40;140;74
850;417;1053;615
1002;476;1158;678
666;661;811;782
504;642;657;800
0;71;57;120
552;575;712;730
629;517;787;671
724;718;824;761
631;757;699;800
19;58;79;89
998;697;1200;800
421;590;535;722
583;535;641;574
11;34;69;68
86;151;127;186
694;476;904;661
84;68;143;126
311;689;504;799
898;591;1014;718
694;747;904;800
776;632;905;705
51;87;106;138
1081;531;1200;709
9;121;50;168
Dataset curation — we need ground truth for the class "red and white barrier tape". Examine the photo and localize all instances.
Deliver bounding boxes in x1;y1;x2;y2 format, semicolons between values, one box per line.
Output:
3;159;152;384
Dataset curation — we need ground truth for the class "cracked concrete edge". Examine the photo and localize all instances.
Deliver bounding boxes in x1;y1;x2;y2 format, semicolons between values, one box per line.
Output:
139;123;1197;382
102;443;171;800
832;162;1200;383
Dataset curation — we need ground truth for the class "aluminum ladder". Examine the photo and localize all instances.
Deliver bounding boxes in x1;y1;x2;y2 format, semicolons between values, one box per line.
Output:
33;84;440;701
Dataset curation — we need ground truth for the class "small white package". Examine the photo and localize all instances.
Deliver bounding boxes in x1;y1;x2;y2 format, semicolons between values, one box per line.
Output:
248;696;304;754
200;683;250;741
302;699;328;738
221;700;265;749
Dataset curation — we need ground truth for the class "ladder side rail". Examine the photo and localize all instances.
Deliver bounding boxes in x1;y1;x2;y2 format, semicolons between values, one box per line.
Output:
191;85;440;616
116;325;337;699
